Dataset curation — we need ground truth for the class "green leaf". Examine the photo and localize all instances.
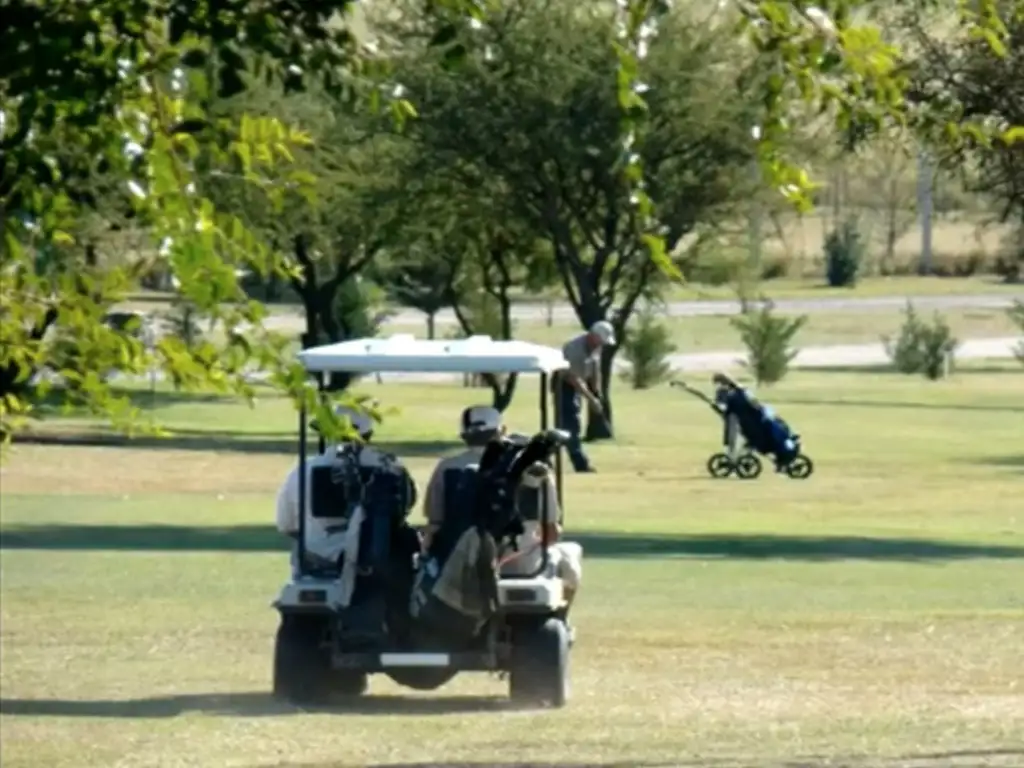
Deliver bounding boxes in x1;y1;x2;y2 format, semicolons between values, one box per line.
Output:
180;48;208;68
430;24;459;48
218;64;247;99
1001;127;1024;145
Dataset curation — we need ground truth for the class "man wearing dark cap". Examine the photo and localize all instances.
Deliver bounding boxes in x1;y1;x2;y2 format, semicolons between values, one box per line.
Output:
422;405;583;614
421;405;506;549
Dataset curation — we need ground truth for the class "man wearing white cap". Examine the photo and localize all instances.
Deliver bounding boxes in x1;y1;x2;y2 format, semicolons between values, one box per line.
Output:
275;404;406;571
556;320;615;473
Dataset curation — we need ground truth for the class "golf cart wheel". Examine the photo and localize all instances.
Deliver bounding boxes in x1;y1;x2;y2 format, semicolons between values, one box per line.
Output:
272;614;333;705
785;454;814;479
706;453;734;478
509;618;570;709
734;454;763;480
333;670;369;696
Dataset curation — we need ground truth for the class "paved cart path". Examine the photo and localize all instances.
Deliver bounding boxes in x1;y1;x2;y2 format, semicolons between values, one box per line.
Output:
280;335;1023;383
84;335;1020;388
259;292;1023;332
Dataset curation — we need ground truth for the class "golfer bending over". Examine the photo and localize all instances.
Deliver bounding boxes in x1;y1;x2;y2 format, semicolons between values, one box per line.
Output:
555;320;615;473
422;405;582;614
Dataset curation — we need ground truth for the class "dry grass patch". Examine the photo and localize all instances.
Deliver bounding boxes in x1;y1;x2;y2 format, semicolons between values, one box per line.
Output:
2;367;1023;768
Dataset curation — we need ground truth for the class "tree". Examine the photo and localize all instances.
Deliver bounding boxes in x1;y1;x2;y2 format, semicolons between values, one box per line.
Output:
403;172;546;412
384;0;760;431
901;2;1024;282
0;0;490;446
375;254;450;340
198;83;414;351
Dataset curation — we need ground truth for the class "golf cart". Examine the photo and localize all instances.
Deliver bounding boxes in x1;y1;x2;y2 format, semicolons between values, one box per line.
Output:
272;334;577;708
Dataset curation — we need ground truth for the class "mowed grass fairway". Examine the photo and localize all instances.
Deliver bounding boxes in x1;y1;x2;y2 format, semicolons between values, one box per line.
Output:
1;366;1023;768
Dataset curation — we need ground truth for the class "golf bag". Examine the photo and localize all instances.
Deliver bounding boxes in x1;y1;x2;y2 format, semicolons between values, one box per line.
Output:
307;445;421;641
719;389;799;464
407;429;568;646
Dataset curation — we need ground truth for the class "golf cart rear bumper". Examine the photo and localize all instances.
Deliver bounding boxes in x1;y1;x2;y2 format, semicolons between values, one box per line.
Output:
332;650;499;671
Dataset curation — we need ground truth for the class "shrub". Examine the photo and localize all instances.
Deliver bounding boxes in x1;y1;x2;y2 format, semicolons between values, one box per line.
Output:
760;255;791;281
683;249;744;286
331;276;381;343
884;302;926;374
1008;300;1024;366
884;302;959;380
621;306;677;390
930;250;990;278
823;219;864;287
729;299;806;386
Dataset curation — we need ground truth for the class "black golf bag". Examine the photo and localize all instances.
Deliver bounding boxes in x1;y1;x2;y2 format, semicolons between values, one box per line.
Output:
408;429;568;646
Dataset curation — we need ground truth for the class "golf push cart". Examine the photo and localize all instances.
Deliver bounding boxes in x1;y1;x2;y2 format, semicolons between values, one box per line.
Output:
273;335;578;708
669;380;814;480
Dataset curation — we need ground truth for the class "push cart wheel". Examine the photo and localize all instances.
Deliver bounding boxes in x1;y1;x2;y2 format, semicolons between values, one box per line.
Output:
735;454;763;479
785;454;814;479
706;453;734;478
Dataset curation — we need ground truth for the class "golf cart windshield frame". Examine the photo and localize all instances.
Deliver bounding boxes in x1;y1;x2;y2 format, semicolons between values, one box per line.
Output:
294;337;568;582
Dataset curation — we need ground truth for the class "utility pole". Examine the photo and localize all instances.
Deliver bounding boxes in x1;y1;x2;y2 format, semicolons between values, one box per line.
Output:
748;125;763;272
917;146;933;275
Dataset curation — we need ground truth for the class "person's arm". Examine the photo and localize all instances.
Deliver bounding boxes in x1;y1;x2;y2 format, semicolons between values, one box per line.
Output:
420;465;445;549
561;350;603;410
541;477;562;541
275;469;300;537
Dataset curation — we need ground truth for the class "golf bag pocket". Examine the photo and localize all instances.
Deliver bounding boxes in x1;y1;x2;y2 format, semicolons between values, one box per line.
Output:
409;529;499;642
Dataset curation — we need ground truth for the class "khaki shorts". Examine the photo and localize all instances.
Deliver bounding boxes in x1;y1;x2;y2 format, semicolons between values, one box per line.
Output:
550;541;583;591
501;541;583;591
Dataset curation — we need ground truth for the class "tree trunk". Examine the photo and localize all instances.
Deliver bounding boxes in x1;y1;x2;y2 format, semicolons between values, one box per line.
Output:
486;373;518;412
426;312;436;340
584;346;615;440
883;177;899;275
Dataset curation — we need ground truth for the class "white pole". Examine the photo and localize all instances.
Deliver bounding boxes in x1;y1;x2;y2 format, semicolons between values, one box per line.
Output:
917;147;933;275
749;126;763;273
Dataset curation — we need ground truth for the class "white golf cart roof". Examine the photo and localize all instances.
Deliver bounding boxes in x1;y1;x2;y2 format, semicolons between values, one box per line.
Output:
298;334;570;375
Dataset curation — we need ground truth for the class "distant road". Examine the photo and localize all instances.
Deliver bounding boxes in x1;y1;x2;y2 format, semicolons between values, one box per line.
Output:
97;334;1017;386
666;335;1022;373
261;292;1022;333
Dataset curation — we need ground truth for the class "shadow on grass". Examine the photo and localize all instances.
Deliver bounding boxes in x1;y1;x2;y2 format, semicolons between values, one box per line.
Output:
0;692;508;719
965;454;1024;474
272;749;1024;768
3;524;1023;561
12;430;461;458
0;523;284;552
32;388;241;419
805;362;1022;376
572;531;1024;562
768;396;1023;414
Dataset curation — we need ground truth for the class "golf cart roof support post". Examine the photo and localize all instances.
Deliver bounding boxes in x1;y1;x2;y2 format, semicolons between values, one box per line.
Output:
551;375;564;515
316;372;327;455
536;373;552;578
296;398;308;577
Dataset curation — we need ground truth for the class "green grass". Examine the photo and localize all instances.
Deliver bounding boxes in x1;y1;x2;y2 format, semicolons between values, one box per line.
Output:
119;274;1022;316
386;305;1021;352
2;365;1024;767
